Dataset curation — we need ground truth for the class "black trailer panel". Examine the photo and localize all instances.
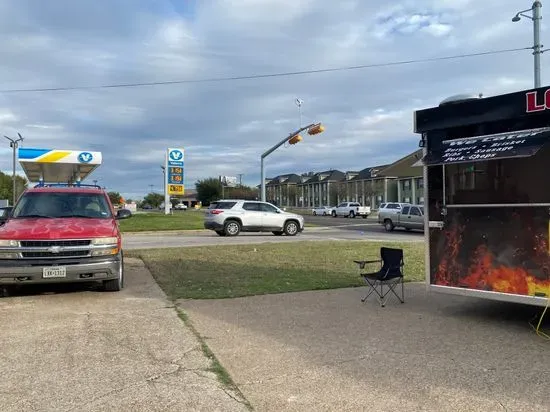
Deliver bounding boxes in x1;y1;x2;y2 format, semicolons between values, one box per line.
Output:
415;86;550;306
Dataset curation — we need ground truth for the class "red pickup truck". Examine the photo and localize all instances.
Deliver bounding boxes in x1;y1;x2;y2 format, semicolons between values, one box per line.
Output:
0;185;131;293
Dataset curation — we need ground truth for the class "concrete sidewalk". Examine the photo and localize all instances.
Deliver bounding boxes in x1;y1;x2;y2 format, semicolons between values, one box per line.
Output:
0;258;249;412
180;284;550;412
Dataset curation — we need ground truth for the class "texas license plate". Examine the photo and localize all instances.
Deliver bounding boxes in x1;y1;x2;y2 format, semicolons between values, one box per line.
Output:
43;267;67;278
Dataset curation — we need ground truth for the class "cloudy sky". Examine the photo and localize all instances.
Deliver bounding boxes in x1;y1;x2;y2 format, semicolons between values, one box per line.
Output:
0;0;545;199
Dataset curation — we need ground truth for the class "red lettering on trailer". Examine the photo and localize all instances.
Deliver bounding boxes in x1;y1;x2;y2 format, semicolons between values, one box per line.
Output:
525;89;550;113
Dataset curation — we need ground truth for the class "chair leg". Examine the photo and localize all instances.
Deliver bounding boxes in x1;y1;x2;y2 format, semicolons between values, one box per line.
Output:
361;278;377;302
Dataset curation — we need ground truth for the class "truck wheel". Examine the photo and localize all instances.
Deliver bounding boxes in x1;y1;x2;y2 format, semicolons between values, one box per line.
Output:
224;220;241;236
332;211;337;217
362;215;367;219
384;219;395;232
349;211;355;218
284;220;299;236
104;255;124;292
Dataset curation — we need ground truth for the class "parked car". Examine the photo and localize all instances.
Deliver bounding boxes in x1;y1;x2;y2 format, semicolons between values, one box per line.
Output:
174;202;187;210
377;202;411;229
312;205;333;216
332;202;371;218
204;199;305;236
0;185;131;291
379;204;424;232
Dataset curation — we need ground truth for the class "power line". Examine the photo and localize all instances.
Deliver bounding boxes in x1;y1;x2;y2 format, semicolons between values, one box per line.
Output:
0;47;533;94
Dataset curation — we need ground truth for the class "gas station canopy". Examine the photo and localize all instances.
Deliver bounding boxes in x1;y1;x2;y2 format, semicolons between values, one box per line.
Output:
18;148;102;184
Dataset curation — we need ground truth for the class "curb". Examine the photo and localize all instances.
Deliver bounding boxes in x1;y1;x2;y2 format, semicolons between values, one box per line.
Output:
122;229;208;236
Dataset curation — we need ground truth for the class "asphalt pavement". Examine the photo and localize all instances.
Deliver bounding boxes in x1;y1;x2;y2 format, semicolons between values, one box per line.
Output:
0;258;249;412
181;283;550;412
123;213;423;250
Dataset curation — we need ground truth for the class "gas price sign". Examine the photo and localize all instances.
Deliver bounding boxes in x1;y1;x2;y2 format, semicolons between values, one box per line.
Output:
166;148;185;195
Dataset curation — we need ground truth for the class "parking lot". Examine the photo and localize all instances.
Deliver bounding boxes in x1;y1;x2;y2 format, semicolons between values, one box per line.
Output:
181;283;550;411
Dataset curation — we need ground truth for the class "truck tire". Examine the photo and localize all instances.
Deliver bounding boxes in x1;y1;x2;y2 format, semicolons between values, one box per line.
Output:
384;219;395;232
224;220;241;236
332;211;337;217
349;211;355;218
313;211;317;216
104;254;124;292
284;220;299;236
362;215;367;219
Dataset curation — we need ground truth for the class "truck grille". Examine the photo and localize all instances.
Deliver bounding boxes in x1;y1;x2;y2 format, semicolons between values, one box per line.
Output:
20;240;91;247
19;239;92;259
22;250;90;258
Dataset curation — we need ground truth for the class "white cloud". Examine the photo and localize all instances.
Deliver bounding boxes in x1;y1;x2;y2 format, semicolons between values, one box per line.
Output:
0;0;543;198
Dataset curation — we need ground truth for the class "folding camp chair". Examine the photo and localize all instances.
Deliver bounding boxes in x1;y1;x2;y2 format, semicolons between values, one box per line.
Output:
354;247;405;307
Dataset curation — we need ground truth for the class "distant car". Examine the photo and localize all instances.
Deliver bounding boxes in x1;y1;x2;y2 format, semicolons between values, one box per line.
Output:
204;199;305;236
332;202;371;218
174;203;188;210
380;204;424;232
312;206;333;216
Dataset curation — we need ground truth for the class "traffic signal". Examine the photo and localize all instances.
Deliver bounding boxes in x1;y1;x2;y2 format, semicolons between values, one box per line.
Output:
307;123;325;135
288;134;303;145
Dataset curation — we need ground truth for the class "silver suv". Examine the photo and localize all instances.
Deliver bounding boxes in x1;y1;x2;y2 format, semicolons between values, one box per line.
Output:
204;200;305;236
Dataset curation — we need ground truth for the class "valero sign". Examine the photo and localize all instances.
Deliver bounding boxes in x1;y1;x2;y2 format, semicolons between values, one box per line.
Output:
166;148;185;195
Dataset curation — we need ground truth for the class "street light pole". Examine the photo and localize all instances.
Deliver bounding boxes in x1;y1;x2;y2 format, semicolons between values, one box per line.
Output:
4;133;24;206
513;1;544;88
260;122;323;202
160;165;166;195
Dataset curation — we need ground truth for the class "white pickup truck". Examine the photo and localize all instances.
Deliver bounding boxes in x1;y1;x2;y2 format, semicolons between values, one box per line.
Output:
332;202;371;218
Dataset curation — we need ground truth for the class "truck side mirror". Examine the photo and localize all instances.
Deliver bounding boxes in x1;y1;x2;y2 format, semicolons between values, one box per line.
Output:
116;209;132;220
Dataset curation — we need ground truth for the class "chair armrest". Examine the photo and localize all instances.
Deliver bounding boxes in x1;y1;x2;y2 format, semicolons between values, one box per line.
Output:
353;260;381;269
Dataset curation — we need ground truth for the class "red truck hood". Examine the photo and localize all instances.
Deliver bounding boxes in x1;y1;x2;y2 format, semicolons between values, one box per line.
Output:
0;218;118;240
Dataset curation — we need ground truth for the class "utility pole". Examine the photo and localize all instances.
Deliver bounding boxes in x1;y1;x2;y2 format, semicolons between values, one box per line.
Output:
237;173;243;187
513;1;544;88
160;166;166;196
4;133;24;206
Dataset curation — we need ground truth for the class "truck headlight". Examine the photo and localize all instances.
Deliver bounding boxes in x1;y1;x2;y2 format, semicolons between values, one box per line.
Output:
91;237;119;256
0;240;19;247
91;248;119;256
91;237;118;245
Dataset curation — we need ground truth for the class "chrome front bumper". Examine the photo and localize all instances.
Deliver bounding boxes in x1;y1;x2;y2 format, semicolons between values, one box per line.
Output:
0;257;121;285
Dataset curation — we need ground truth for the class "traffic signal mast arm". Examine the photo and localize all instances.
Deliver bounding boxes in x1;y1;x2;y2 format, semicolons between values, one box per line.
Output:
260;122;324;201
261;123;317;159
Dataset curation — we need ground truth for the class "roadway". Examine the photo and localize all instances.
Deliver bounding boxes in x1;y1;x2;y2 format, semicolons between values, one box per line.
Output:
123;215;423;250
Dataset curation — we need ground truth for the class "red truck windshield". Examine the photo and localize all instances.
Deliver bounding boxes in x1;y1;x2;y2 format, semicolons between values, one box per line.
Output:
12;192;113;219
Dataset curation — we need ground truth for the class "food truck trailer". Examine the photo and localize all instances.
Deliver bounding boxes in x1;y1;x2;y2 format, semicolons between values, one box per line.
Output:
414;86;550;307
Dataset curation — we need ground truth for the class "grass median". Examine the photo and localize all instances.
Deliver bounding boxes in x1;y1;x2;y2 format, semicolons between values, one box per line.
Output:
119;211;206;232
129;240;424;300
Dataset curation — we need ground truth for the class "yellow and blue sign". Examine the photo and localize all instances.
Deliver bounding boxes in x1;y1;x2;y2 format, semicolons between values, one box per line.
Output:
18;147;102;184
166;148;185;195
18;148;102;165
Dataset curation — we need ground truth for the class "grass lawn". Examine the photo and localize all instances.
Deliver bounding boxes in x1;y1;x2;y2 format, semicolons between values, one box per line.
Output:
129;241;425;300
119;212;205;232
